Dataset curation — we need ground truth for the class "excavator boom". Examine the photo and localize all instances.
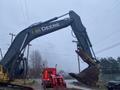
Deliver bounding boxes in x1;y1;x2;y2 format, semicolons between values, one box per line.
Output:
0;10;99;86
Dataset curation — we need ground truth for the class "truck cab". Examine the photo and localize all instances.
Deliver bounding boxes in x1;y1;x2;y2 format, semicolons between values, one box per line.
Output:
42;67;66;88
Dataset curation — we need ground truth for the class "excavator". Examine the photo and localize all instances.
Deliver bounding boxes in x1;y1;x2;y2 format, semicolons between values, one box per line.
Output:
0;10;99;89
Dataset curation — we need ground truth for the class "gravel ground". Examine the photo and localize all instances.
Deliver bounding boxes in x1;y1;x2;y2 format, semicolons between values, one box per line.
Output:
29;79;92;90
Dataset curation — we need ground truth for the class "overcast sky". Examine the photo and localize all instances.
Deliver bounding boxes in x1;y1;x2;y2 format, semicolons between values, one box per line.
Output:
0;0;120;72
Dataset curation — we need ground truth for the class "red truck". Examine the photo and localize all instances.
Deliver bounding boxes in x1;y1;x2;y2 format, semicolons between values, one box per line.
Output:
41;67;66;88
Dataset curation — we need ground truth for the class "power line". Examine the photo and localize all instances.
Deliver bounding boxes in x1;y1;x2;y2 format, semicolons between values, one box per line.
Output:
17;0;30;25
94;30;120;46
17;0;27;24
24;0;30;23
96;41;120;54
93;0;120;46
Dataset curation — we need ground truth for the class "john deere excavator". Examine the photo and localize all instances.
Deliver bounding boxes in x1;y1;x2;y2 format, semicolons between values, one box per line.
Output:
0;10;99;89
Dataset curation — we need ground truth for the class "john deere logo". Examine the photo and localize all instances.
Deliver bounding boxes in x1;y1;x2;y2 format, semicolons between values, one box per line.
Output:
41;23;60;31
32;23;60;34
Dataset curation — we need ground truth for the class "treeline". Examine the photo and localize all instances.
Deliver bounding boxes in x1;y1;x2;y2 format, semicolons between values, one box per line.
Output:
99;57;120;74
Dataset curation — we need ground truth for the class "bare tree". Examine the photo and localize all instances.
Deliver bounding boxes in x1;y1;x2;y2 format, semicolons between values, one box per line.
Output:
29;50;44;78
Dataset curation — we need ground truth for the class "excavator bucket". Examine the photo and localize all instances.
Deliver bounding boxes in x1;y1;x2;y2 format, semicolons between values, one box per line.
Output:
69;49;100;86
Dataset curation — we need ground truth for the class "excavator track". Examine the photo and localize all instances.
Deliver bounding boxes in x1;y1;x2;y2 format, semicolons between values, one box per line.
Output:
0;82;33;90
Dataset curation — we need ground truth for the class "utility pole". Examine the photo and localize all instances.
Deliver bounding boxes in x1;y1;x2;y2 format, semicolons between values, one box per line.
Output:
9;33;16;44
72;40;80;73
0;48;3;59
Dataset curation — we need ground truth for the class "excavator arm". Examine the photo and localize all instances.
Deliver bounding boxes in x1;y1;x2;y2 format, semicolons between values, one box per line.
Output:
0;17;72;79
0;10;99;86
